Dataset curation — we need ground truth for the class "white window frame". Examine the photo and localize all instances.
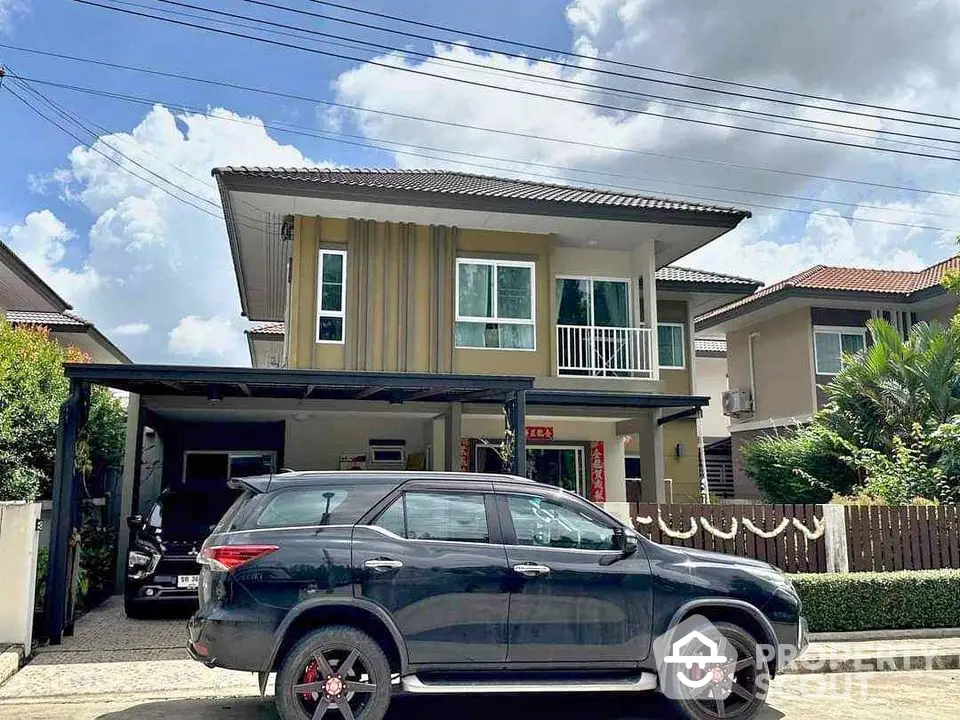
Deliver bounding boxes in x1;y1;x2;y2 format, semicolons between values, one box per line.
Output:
657;322;686;370
316;248;347;345
554;275;633;327
813;325;867;376
455;257;537;351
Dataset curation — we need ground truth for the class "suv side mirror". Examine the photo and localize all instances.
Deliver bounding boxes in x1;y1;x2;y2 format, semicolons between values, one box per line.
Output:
126;514;143;529
601;527;640;566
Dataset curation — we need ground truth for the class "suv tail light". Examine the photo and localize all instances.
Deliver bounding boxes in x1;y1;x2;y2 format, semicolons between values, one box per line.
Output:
198;545;278;571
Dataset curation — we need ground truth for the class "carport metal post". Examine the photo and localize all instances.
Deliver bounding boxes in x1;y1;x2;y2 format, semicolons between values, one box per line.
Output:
46;378;89;645
506;389;527;477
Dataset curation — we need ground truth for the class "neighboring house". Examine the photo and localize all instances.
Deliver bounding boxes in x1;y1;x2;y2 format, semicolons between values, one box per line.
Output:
696;258;960;498
218;167;755;504
0;240;130;364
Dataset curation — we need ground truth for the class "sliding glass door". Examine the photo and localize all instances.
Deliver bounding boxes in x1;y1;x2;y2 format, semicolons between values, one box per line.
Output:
556;277;639;376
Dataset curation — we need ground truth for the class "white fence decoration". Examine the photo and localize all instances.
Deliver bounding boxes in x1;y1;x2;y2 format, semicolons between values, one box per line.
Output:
635;513;823;542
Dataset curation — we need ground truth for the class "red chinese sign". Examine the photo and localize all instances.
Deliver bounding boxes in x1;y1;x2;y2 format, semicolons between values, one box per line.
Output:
589;441;606;502
459;438;472;472
525;426;554;441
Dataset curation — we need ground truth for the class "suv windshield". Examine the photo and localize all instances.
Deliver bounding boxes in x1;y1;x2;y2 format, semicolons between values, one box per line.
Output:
148;491;241;538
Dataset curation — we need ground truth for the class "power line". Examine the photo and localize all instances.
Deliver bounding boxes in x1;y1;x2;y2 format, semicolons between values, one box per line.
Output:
308;0;960;126
72;0;960;163
15;73;960;234
4;42;960;201
2;79;264;231
20;72;960;223
148;0;960;149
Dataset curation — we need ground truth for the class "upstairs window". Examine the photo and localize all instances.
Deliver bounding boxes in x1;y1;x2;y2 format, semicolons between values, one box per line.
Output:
814;326;866;375
317;248;346;343
455;258;536;350
658;323;686;369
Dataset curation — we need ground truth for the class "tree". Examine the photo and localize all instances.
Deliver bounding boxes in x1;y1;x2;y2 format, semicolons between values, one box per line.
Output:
0;320;126;501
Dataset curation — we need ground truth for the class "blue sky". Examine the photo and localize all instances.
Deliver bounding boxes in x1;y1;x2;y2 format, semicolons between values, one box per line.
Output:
3;0;960;365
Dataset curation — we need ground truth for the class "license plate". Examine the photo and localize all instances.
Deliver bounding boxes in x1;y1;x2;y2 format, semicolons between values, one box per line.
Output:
177;575;199;590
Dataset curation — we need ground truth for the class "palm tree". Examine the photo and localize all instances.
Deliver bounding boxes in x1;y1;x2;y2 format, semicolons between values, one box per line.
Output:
821;318;960;452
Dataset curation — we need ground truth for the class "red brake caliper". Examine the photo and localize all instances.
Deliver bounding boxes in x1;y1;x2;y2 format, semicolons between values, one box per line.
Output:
301;661;320;701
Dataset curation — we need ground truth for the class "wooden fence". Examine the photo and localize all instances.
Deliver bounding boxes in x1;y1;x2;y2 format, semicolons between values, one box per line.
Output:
629;502;960;574
845;505;960;572
632;503;826;573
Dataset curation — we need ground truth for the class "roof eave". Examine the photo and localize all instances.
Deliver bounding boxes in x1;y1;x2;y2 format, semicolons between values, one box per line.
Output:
0;241;72;312
214;172;750;230
214;171;251;319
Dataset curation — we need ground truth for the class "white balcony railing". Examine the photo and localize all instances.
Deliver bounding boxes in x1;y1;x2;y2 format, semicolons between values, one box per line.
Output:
556;325;654;378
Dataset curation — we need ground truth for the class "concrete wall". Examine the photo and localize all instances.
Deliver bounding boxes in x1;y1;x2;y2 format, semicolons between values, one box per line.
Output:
662;419;701;502
727;306;815;424
697;354;729;439
284;413;434;471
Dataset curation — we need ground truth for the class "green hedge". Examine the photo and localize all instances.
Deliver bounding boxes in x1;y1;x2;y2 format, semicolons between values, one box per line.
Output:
792;570;960;633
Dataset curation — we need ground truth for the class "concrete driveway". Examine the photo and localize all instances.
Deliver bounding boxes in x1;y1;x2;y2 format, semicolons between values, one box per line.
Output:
5;599;958;719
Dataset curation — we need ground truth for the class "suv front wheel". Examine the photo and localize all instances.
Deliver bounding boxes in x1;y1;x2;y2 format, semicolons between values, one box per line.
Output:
276;626;392;720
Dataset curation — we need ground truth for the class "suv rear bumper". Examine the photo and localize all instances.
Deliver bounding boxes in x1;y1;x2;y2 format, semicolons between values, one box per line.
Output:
187;608;279;672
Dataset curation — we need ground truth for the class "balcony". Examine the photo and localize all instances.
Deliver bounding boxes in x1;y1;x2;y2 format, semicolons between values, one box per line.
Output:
556;325;654;379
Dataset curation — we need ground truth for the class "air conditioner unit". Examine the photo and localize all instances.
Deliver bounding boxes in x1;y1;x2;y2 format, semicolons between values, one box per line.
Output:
721;388;753;416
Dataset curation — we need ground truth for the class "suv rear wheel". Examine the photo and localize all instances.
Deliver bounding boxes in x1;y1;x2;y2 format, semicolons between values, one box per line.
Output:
275;626;392;720
668;621;770;720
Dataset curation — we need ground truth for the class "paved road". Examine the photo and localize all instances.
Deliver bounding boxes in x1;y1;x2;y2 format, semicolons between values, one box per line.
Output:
1;670;956;719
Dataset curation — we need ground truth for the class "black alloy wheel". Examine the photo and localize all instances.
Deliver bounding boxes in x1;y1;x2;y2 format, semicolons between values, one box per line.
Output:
276;626;391;720
669;622;770;720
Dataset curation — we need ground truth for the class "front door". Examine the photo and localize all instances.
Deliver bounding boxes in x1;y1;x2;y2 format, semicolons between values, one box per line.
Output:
353;484;511;665
527;445;586;496
498;490;653;664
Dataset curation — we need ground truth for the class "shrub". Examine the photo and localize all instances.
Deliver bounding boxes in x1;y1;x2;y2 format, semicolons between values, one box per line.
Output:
791;570;960;632
740;425;858;504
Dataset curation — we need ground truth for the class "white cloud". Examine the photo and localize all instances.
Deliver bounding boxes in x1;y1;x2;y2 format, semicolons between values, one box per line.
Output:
0;0;27;34
14;104;317;365
168;315;245;359
331;0;960;285
111;322;151;336
1;210;101;305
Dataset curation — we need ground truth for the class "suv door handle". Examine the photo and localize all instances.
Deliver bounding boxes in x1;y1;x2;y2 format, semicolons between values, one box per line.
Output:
364;559;403;572
513;563;551;577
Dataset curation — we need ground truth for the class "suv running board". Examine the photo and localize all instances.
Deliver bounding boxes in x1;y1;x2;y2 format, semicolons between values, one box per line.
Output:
401;673;658;694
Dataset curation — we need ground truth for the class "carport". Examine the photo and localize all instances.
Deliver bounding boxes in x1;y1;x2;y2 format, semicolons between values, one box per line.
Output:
46;364;534;644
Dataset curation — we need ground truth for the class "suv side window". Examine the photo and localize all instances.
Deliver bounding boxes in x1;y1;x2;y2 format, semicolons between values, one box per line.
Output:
506;494;616;550
374;492;490;544
252;485;393;528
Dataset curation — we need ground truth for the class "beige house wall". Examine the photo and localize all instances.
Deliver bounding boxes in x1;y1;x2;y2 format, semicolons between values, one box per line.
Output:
727;306;815;423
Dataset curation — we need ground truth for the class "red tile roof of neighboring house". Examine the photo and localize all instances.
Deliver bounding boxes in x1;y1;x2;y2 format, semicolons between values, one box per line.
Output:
4;310;88;328
697;257;960;327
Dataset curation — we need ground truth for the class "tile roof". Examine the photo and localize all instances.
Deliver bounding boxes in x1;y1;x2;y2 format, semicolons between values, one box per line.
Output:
4;310;88;328
656;266;761;285
695;338;727;354
697;257;960;326
214;168;750;219
247;321;285;337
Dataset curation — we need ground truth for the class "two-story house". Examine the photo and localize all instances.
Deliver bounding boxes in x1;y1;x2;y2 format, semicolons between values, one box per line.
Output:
696;259;960;498
1;239;130;364
219;167;752;506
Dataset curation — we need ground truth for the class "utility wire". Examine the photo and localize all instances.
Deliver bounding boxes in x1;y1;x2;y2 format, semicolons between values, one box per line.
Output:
3;80;263;231
72;0;960;163
13;73;960;234
4;42;960;201
18;73;960;225
148;0;960;149
307;0;960;126
107;0;960;156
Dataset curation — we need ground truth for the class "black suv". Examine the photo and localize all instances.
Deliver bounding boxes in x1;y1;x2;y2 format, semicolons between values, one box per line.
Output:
126;488;240;617
187;472;806;720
